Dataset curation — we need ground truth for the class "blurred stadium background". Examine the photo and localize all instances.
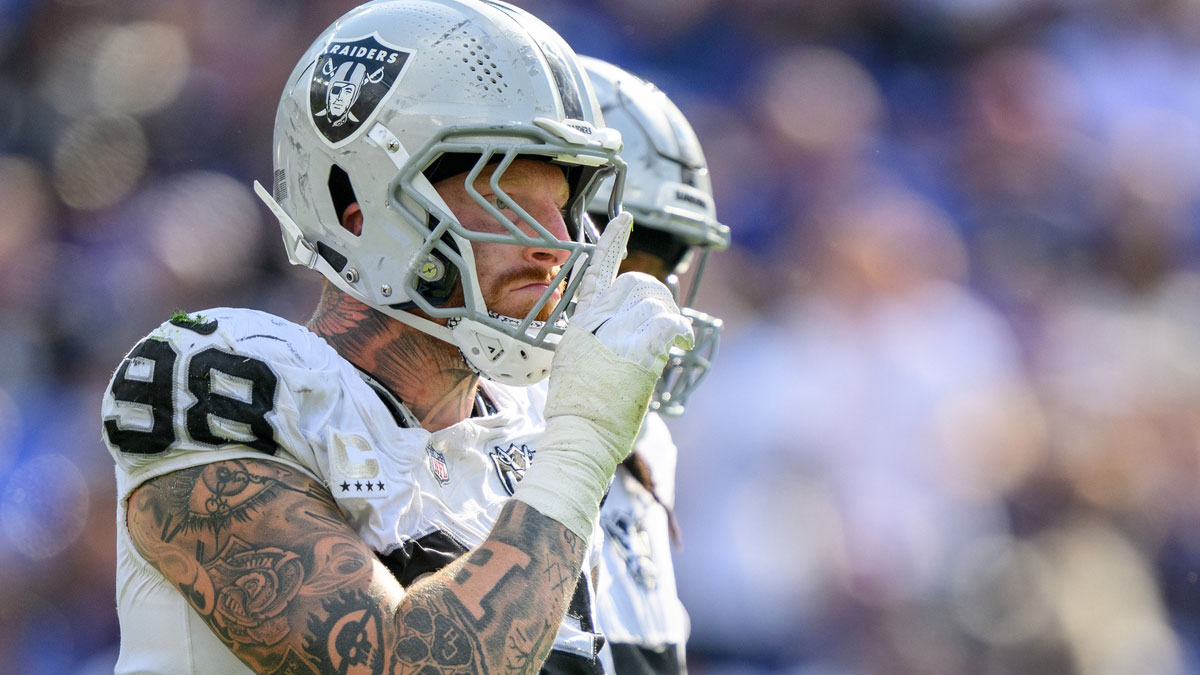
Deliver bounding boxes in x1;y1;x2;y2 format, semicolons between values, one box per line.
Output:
4;0;1200;673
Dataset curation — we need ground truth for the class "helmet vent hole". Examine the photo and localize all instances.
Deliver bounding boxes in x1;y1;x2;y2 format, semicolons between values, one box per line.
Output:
454;30;503;97
273;169;288;201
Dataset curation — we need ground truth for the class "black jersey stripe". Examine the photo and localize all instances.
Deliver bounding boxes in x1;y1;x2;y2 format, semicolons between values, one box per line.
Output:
541;649;605;675
609;643;685;675
377;529;471;587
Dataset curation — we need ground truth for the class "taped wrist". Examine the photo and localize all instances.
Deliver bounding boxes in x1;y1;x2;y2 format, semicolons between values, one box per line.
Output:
513;326;657;538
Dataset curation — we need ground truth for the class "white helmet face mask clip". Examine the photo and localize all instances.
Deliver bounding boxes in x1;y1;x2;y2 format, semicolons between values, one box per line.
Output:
256;0;626;387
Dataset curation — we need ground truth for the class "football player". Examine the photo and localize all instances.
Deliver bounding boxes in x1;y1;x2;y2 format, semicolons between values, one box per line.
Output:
580;57;730;675
100;2;691;673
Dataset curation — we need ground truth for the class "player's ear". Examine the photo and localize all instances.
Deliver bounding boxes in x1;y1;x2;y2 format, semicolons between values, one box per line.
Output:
341;203;363;236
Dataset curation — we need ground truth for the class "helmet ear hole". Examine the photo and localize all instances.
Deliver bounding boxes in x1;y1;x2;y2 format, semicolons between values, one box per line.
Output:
328;164;361;236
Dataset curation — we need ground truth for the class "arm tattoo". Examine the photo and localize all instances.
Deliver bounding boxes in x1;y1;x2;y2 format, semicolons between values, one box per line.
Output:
393;500;587;674
127;461;587;674
128;460;380;673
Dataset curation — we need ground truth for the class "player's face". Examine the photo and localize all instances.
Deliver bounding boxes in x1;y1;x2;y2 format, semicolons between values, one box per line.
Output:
328;82;357;116
435;159;571;321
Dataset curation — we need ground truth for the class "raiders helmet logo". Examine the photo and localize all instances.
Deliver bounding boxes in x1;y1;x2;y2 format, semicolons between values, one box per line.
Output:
309;33;411;145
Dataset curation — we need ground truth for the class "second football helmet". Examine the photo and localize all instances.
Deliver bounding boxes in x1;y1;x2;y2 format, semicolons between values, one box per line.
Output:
256;0;626;386
582;56;729;416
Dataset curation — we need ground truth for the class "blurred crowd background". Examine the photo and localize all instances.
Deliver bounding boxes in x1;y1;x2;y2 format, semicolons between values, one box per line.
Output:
3;0;1200;673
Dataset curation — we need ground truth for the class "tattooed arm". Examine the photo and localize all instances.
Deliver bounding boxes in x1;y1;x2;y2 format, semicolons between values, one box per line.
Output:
126;459;586;674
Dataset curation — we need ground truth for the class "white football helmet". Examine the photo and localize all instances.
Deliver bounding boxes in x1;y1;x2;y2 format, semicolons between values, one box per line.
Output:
581;56;729;416
256;0;625;386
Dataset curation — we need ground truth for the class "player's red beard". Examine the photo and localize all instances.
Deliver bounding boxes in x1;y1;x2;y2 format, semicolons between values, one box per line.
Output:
485;265;565;322
437;266;565;323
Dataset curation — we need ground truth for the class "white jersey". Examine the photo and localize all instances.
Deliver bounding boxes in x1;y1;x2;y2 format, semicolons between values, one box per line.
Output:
102;308;603;674
596;413;690;674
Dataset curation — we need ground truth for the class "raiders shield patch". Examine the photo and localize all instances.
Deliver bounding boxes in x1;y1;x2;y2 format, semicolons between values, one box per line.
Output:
309;33;411;146
490;443;536;496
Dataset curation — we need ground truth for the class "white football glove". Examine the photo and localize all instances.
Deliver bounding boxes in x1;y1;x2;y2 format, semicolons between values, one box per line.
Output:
569;211;695;373
513;212;694;538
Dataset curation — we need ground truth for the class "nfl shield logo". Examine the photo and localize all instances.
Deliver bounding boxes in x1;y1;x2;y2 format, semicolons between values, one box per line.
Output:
426;444;450;486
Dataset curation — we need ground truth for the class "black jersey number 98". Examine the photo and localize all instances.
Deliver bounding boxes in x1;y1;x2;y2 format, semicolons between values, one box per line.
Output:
103;338;280;455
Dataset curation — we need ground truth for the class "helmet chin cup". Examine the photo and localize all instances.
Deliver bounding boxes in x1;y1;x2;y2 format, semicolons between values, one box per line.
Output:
451;317;558;386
